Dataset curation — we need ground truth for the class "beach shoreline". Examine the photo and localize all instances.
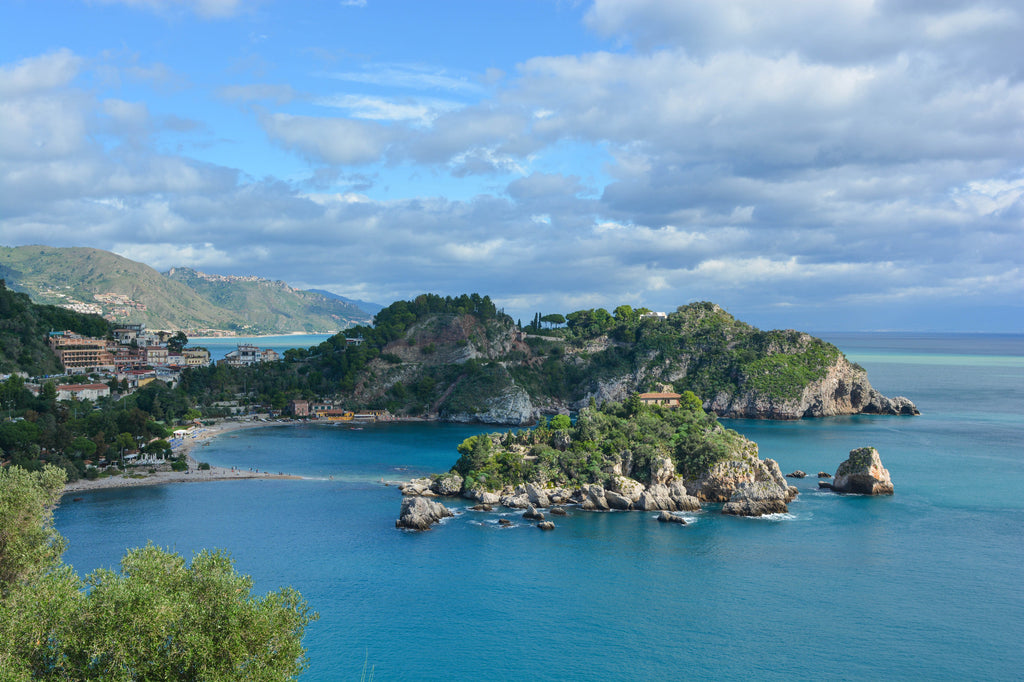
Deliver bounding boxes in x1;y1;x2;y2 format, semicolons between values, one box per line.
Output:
62;420;303;494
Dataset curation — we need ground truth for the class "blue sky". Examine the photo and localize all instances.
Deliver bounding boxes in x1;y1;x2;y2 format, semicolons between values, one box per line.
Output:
1;0;1022;332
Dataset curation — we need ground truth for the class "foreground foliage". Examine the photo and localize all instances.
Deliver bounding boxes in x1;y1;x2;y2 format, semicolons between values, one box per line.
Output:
0;466;316;681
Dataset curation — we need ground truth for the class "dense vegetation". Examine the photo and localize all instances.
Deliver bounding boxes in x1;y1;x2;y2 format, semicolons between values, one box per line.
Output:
0;465;315;680
0;281;112;375
451;393;750;491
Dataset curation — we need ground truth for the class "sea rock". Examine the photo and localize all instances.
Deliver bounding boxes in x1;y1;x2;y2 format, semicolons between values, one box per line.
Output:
498;518;512;526
537;521;555;530
430;472;463;496
657;511;688;525
817;472;832;478
398;478;434;496
667;481;702;511
604;489;633;510
525;482;550;508
636;484;675;511
473;490;501;505
500;493;530;509
787;470;807;478
830;447;894;495
469;504;493;512
396;496;454;530
721;480;791;517
580;484;610;511
608;475;645;503
550;507;568;516
523;504;545;521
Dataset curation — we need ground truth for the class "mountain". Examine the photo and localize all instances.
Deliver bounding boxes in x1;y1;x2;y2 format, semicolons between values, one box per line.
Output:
179;294;918;424
0;246;371;334
306;289;383;317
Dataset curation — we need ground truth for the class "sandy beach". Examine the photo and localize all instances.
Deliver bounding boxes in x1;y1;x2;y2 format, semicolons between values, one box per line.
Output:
62;420;303;494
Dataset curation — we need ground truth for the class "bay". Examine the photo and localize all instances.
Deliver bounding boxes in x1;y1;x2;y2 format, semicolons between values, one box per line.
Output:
55;334;1024;680
188;333;332;362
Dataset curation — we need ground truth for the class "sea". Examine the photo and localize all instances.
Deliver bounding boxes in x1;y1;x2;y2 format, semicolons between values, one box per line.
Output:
55;333;1024;680
188;334;332;362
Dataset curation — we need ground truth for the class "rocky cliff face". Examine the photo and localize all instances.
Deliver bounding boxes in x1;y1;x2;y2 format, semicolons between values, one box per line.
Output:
707;356;919;419
444;383;535;426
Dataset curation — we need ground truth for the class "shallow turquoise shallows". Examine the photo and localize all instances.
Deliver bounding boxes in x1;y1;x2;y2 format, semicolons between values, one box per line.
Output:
56;333;1024;680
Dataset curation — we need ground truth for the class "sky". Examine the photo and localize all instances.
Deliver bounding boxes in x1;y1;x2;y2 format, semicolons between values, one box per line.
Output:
1;0;1022;332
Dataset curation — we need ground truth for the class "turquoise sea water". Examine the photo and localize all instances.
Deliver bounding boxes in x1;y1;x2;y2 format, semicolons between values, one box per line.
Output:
189;334;332;361
56;334;1024;680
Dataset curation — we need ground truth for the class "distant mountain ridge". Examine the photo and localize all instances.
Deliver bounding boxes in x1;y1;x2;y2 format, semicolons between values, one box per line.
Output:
0;245;372;334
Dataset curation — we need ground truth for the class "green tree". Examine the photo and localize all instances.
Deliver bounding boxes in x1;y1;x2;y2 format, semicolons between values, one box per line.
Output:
549;414;572;430
0;466;317;680
0;466;67;592
167;331;189;353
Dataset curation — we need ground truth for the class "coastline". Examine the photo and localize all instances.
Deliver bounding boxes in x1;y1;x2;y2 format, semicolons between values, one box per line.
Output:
62;420;303;494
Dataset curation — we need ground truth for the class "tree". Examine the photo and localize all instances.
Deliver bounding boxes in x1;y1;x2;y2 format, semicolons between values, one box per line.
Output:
167;331;189;353
0;466;317;680
0;466;66;592
549;414;572;431
540;313;565;328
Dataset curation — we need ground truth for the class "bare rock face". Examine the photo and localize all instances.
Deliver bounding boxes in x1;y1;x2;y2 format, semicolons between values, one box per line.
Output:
608;475;645;503
830;447;894;495
525;482;550;508
396;496;454;530
722;480;791;516
446;384;536;425
708;355;920;419
580;484;610;511
650;457;676;485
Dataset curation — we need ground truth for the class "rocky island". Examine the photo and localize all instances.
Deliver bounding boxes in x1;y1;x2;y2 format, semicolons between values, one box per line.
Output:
395;394;800;529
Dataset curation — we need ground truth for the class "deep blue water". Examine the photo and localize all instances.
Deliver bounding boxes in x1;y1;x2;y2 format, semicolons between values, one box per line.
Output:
56;334;1024;680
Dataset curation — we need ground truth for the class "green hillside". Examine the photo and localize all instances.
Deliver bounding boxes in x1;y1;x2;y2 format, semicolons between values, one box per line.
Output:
0;280;111;375
0;246;371;334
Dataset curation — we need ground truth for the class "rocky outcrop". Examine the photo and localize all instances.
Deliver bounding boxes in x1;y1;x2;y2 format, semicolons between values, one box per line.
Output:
523;504;545;521
537;521;555;530
722;481;791;516
431;472;463;496
445;384;535;425
787;470;807;478
396;496;454;530
707;355;919;419
657;511;688;525
827;447;894;495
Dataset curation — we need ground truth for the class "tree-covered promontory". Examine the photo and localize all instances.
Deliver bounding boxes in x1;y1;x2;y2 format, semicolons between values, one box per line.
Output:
177;295;916;423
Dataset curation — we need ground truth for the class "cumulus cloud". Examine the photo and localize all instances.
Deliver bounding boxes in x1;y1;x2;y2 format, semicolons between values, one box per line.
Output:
2;1;1022;330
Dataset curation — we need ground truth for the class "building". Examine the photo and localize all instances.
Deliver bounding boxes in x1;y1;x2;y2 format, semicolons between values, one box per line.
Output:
56;383;111;401
182;347;211;367
638;391;681;407
220;344;280;367
143;346;169;365
112;324;146;344
639;311;668;321
287;399;309;417
48;331;116;373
